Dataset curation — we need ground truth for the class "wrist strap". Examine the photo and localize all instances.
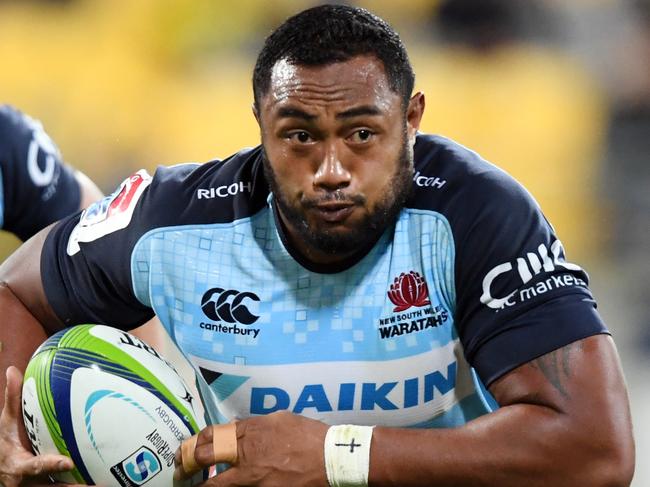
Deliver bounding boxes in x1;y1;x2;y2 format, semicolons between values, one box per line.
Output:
324;424;374;487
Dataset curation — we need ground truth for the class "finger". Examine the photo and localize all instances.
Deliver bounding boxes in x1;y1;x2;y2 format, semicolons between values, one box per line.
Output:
174;423;237;480
179;434;199;478
2;366;23;423
21;454;75;476
175;432;215;480
211;423;238;466
200;464;238;487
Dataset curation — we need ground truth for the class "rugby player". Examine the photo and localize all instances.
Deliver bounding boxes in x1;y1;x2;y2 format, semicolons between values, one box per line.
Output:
0;5;634;487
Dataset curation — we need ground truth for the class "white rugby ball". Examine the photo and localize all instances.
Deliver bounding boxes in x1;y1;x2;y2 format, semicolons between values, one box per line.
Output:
22;324;206;487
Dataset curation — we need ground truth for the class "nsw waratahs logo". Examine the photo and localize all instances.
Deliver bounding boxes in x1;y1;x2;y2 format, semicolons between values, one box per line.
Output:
387;271;431;312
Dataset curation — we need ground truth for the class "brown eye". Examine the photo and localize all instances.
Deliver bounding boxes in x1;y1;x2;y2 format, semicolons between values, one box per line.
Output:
350;129;374;143
288;131;313;143
357;130;372;141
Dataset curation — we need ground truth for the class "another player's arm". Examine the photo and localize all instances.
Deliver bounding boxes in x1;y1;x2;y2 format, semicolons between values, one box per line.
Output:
368;333;634;487
0;224;64;408
0;225;77;487
74;170;103;210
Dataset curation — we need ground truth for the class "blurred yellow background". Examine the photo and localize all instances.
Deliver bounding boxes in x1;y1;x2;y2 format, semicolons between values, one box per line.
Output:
0;0;608;261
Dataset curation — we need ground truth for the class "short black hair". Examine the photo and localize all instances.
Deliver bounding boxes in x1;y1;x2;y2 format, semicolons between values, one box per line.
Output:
252;4;415;110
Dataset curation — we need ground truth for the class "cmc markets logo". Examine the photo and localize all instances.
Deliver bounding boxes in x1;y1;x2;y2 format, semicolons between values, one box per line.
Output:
111;446;161;487
388;271;431;312
480;240;584;310
201;288;260;324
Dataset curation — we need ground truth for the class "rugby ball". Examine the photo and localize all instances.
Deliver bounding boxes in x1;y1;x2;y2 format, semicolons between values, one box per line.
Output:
22;324;206;487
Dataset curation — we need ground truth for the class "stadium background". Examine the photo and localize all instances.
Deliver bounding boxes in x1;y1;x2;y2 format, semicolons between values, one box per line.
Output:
1;0;648;483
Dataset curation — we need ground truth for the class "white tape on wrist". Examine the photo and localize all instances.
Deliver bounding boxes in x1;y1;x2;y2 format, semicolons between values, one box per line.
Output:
324;424;375;487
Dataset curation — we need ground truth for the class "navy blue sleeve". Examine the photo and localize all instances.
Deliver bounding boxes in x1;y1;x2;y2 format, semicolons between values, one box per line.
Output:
40;148;267;330
412;136;608;386
456;173;606;386
0;105;81;240
41;169;157;329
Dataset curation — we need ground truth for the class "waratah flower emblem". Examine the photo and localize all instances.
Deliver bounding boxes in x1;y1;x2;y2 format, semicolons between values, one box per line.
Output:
387;271;431;312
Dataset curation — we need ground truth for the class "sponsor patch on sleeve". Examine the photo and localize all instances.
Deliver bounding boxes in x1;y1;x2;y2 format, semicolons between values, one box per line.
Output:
66;169;152;255
479;240;585;311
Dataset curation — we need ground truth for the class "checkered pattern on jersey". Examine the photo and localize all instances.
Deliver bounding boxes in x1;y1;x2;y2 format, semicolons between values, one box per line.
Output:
131;206;457;366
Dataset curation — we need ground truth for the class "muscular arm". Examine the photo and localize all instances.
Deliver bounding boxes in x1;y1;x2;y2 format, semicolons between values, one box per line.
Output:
0;224;64;409
369;334;635;487
175;334;634;487
0;227;77;486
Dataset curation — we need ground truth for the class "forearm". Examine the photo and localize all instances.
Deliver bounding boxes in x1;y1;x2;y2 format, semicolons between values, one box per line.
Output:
370;404;600;487
0;283;48;407
0;224;64;406
369;336;634;487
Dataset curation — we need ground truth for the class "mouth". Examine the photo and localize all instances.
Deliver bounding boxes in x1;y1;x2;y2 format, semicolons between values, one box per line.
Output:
310;203;356;223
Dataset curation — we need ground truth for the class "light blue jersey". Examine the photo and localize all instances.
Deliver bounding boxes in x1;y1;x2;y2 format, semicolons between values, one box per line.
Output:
42;134;607;427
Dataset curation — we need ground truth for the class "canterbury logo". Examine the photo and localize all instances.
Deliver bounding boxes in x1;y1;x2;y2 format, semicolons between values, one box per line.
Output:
201;288;260;325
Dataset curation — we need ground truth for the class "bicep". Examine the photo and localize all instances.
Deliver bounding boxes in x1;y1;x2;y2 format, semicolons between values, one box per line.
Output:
0;223;63;332
489;334;633;432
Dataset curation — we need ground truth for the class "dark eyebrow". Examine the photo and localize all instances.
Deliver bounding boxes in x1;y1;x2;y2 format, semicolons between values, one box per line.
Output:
336;105;383;119
275;105;383;121
276;107;317;121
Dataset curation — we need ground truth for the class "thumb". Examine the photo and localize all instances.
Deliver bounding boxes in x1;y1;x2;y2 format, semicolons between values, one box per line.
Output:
21;454;75;476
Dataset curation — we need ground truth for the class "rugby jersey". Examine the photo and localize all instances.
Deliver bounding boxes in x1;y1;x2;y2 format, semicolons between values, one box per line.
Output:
42;134;607;427
0;105;80;240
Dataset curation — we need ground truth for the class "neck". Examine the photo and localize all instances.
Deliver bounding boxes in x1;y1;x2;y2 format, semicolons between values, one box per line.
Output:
271;200;384;273
276;206;358;266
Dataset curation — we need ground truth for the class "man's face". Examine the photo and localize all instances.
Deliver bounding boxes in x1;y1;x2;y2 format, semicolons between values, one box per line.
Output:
256;55;424;264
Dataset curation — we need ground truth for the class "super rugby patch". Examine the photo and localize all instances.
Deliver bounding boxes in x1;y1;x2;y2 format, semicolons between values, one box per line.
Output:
67;170;152;255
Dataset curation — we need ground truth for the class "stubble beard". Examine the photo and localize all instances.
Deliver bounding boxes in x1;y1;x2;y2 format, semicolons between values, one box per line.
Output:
263;136;414;257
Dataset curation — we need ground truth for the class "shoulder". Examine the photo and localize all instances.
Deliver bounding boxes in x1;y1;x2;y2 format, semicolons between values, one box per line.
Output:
0;104;24;129
410;133;544;235
142;145;269;225
76;145;270;243
64;146;270;256
150;146;261;194
0;104;33;147
0;104;64;173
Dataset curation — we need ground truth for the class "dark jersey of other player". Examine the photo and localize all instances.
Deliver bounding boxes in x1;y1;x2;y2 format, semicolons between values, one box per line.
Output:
0;105;81;241
41;134;607;427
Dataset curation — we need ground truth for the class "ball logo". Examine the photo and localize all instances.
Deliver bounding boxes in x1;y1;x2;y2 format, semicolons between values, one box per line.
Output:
388;271;431;312
111;446;161;487
125;448;161;483
201;288;260;324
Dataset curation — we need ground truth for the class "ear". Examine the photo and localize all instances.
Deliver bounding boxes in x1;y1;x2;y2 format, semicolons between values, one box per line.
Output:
406;92;425;145
252;104;261;127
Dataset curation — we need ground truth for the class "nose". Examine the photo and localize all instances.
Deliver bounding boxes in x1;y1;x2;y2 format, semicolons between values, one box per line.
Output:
313;143;351;191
